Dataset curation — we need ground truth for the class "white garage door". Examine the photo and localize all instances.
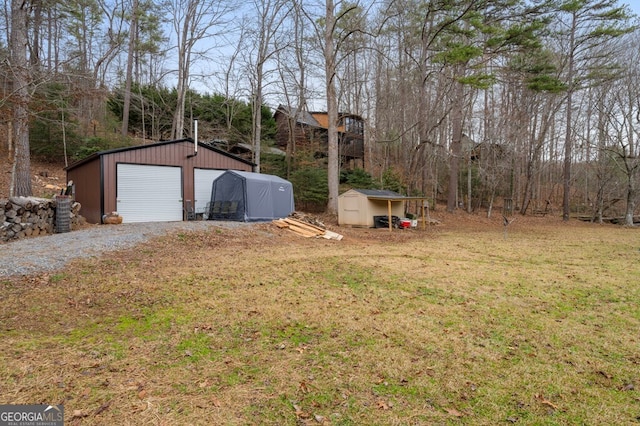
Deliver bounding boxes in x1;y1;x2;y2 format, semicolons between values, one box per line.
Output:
117;164;183;223
194;168;225;216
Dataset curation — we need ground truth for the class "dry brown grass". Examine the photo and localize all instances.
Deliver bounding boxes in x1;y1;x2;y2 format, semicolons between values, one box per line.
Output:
1;213;639;425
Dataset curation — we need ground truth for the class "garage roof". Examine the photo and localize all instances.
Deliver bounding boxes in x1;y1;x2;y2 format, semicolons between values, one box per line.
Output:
66;138;254;171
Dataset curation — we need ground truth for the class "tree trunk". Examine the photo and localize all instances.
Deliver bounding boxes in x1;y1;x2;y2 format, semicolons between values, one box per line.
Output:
252;73;263;173
325;0;339;215
447;79;464;212
10;0;32;197
562;86;573;221
624;170;636;226
121;0;138;137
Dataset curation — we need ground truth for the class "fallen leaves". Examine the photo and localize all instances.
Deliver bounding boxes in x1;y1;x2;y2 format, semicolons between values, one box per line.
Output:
376;399;392;410
71;409;89;419
445;407;464;417
535;393;559;411
210;396;222;408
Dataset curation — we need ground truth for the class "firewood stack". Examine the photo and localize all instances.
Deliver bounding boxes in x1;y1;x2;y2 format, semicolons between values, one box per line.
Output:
0;196;82;242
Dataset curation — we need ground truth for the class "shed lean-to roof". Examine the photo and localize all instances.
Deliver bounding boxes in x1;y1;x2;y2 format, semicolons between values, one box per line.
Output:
350;189;431;202
65;138;254;171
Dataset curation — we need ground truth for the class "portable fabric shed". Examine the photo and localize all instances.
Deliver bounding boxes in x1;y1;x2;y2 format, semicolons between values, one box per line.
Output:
208;171;294;222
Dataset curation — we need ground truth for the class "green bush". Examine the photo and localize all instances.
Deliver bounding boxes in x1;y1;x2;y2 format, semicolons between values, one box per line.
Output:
382;168;405;194
340;168;378;189
290;168;328;212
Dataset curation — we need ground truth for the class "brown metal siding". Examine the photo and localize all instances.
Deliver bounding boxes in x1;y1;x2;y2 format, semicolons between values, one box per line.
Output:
101;141;252;221
66;157;102;223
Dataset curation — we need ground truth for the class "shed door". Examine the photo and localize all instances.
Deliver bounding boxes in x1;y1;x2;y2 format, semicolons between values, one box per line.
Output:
194;168;225;216
116;164;183;223
339;193;364;225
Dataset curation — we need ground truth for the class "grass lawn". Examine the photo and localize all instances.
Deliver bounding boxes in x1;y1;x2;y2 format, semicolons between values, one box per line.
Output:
1;214;639;425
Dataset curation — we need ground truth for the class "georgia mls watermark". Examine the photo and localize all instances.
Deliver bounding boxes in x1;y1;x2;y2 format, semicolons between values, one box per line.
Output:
0;405;64;426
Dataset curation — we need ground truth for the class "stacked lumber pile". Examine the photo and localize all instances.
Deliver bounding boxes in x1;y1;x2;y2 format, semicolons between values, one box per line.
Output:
273;215;343;240
0;196;82;242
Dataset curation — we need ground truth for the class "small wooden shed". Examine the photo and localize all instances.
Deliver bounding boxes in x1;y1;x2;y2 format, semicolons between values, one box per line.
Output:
338;189;407;227
66;139;253;224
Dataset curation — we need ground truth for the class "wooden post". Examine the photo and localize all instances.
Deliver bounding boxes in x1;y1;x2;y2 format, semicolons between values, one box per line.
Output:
387;199;392;231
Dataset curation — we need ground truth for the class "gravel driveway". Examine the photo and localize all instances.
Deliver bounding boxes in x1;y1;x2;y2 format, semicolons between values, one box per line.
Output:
0;221;251;278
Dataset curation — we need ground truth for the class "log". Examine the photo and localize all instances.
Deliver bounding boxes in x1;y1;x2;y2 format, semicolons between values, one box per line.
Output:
0;196;60;241
9;196;35;211
10;204;25;215
9;196;54;211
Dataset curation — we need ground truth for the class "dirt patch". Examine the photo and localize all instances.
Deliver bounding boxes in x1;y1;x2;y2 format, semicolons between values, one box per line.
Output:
0;154;68;199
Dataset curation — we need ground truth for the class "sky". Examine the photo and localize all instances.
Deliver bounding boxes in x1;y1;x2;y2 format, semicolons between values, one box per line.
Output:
623;1;640;17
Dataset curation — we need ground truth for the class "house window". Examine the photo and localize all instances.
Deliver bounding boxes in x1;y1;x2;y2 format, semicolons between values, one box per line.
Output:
343;117;364;136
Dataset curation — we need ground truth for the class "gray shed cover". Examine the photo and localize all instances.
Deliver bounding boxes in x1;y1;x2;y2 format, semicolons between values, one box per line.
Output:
208;171;294;221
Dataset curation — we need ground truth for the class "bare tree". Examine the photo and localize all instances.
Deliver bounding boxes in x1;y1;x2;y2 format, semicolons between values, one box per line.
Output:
323;0;340;214
244;0;290;173
121;0;139;137
553;0;633;221
274;0;311;178
165;0;233;139
599;79;640;226
302;0;366;214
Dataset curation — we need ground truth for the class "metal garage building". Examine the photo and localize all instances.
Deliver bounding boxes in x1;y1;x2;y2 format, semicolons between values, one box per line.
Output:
66;139;253;224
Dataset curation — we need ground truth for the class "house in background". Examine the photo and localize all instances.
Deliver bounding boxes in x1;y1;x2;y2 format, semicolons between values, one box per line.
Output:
274;105;365;169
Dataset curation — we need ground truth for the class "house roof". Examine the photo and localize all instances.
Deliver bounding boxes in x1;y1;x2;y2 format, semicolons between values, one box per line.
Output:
275;105;363;132
65;138;254;171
